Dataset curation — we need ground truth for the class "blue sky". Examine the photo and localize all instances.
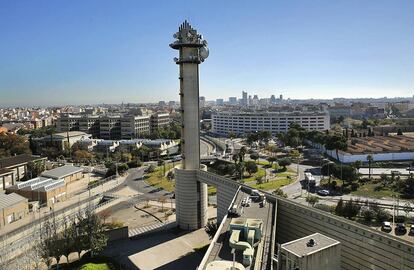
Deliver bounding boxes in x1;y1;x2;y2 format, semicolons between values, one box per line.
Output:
1;0;413;106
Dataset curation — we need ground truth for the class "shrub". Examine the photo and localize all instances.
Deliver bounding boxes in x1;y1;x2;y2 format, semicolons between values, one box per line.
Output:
306;195;319;206
343;199;360;219
147;164;156;173
361;209;376;222
375;209;390;222
351;182;359;191
335;199;344;216
272;189;287;198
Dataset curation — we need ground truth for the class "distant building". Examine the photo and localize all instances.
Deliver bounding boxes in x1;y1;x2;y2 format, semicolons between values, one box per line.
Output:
41;165;84;184
158;101;166;107
56;112;169;139
32;131;91;151
0;154;47;184
199;96;206;108
242;91;248;106
228;97;237;105
212;111;330;136
0;193;28;228
150;113;170;133
6;177;66;206
216;99;224;106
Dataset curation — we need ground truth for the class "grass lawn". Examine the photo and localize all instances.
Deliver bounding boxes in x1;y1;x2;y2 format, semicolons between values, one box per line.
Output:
145;163;178;192
243;167;266;183
249;178;292;190
351;182;400;199
78;263;111;270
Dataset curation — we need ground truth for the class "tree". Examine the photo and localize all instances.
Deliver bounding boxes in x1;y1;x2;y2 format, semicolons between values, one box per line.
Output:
335;198;344;216
325;134;348;162
239;146;247;162
278;157;292;170
250;152;259;164
367;155;374;179
0;133;31;158
362;209;376;223
78;209;108;257
232;153;239;164
397;128;403;136
380;173;389;187
26;161;45;179
267;156;277;166
73;150;93;162
342;199;361;219
306;195;319;206
205;220;218;239
245;161;258;176
226;163;236;176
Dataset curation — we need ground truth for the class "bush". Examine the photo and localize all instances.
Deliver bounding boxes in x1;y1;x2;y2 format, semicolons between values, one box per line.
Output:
147;164;156;173
343;199;360;219
272;189;287;198
127;159;142;168
306;195;319;206
375;209;390;222
351;182;359;191
361;209;376;222
335;199;344;216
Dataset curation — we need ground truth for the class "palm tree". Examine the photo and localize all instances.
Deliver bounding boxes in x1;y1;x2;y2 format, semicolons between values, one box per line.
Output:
367;155;373;179
239;146;247;162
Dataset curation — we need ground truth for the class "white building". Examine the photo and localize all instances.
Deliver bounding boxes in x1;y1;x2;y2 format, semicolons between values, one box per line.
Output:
212;111;330;136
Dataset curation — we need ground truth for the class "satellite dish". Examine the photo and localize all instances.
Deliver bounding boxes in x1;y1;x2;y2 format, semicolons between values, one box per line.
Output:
199;46;209;60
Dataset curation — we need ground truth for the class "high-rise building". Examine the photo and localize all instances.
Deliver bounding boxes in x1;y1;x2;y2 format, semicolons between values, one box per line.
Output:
270;95;276;104
199;96;206;108
229;97;237;105
216;99;224;106
242;91;248;106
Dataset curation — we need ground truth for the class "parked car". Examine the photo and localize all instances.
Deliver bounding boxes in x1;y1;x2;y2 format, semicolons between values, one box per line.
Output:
381;221;392;232
317;189;330;196
395;223;407;234
409;225;414;235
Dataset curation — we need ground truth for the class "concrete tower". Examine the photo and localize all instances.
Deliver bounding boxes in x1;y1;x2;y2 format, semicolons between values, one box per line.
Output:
170;21;209;230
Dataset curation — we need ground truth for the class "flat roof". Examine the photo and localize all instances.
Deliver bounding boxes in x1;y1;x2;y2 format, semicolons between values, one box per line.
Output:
281;233;340;257
0;154;45;169
41;165;83;179
0;193;27;210
203;189;274;270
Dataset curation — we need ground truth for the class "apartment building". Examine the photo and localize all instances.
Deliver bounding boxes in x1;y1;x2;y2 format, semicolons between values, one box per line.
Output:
56;113;168;139
211;111;330;136
121;115;150;139
150;113;170;133
79;115;100;137
99;115;121;140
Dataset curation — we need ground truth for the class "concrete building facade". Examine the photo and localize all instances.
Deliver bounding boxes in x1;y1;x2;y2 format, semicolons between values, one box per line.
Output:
212;111;330;136
0;193;28;228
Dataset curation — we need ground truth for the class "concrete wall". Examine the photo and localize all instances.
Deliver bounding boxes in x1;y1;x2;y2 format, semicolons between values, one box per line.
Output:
326;149;414;164
63;171;83;183
197;170;239;223
0;200;28;228
175;169;207;230
275;199;414;270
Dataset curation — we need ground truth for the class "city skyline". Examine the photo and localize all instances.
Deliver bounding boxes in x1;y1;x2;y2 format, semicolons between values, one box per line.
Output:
1;0;414;106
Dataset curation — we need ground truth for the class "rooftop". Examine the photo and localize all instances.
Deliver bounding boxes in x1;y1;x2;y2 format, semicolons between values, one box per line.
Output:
281;233;340;257
41;165;83;179
0;154;45;169
0;193;27;210
12;177;65;192
203;189;274;270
